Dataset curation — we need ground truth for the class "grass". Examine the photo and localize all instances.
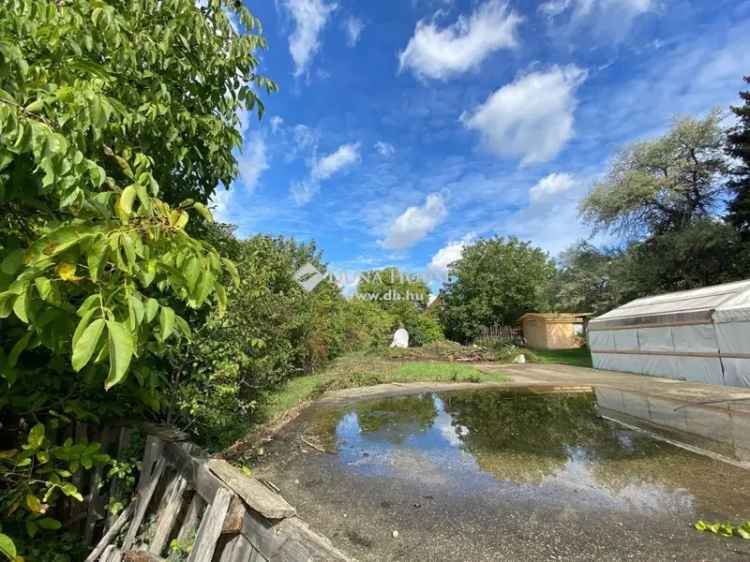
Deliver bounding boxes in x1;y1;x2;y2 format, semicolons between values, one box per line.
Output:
524;347;593;368
260;352;510;423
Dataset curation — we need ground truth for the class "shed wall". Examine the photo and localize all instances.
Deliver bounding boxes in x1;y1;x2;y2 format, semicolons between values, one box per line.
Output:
522;318;547;349
545;322;582;349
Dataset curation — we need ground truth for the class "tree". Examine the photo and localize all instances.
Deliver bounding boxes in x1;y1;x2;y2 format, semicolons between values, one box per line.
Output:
0;1;274;555
355;267;443;345
622;219;748;295
439;237;554;343
550;242;631;316
580;113;729;237
357;267;430;310
726;77;750;238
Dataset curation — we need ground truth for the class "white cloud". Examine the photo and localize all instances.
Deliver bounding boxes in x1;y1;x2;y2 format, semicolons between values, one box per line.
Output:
428;233;474;277
284;0;337;77
381;193;448;250
294;124;317;149
374;141;396;158
398;0;522;80
496;170;595;256
312;142;361;180
461;65;587;165
529;172;576;203
209;188;232;224
290;180;320;206
291;142;361;205
343;16;364;47
269;116;284;133
237;136;269;193
208;137;268;222
539;0;658;42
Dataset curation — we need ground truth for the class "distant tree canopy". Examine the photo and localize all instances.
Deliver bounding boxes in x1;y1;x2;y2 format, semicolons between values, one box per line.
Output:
726;76;750;238
560;100;750;315
439;237;554;342
357;267;430;310
355;267;443;346
549;242;630;316
580;113;729;237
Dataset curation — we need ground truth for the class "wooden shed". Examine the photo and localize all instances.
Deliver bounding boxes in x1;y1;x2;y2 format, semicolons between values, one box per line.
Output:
519;313;587;350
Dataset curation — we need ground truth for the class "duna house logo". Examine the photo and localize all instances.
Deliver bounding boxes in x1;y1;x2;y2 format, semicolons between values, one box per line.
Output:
293;262;326;292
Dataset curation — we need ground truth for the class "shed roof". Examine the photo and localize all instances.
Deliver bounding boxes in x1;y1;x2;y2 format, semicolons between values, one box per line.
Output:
519;312;588;323
590;279;750;329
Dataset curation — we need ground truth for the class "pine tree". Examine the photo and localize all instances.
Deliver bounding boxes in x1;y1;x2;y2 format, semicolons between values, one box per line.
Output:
726;76;750;237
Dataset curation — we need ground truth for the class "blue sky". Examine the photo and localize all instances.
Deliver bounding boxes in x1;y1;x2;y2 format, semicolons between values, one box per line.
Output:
214;0;750;293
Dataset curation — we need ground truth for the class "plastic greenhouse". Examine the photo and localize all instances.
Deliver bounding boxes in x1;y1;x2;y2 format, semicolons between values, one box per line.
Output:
588;279;750;388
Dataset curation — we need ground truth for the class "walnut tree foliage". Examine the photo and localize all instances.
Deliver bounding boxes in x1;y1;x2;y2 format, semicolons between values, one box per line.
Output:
0;0;275;556
0;0;275;391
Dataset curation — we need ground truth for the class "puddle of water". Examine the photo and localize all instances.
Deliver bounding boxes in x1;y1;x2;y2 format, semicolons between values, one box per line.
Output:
307;389;749;518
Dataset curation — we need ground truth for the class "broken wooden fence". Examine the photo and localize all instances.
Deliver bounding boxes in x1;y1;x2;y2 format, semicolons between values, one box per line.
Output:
86;429;352;562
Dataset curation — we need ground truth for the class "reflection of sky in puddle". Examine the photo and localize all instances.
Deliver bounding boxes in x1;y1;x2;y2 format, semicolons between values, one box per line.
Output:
333;394;694;515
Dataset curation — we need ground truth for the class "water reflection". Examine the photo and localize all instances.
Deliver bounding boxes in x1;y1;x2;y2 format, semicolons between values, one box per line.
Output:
308;390;743;516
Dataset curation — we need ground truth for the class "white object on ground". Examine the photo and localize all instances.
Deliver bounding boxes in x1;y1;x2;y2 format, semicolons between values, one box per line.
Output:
390;328;409;348
513;354;526;364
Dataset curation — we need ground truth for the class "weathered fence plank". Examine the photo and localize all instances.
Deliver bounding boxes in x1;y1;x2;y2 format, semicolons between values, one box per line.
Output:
218;534;241;562
148;472;188;555
100;545;115;562
122;551;165;562
240;511;351;562
121;456;166;550
176;493;205;544
207;460;296;520
86;503;135;562
187;487;234;562
162;442;225;504
87;427;354;562
221;495;246;534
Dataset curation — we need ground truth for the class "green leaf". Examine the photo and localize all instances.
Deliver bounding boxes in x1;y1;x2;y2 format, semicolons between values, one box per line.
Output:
72;308;96;351
184;257;200;292
61;483;83;502
222;257;240;287
72;318;105;371
8;331;32;367
104;321;134;390
118;185;137;217
136;183;152;212
26;494;42;513
175;210;189;229
1;249;24;275
87;237;108;283
0;533;16;561
159;306;175;342
193;202;213;223
128;295;144;330
215;284;227;315
12;289;30;323
36;518;62;531
145;298;159;323
27;423;45;449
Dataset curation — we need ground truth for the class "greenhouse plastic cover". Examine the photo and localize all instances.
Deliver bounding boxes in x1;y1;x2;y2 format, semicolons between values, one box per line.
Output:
589;280;750;388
